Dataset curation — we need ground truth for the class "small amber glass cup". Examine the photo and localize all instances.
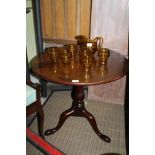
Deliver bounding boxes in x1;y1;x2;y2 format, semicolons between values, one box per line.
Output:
98;48;110;65
60;48;71;65
61;55;71;65
64;44;77;59
45;47;59;63
80;55;94;72
80;48;94;61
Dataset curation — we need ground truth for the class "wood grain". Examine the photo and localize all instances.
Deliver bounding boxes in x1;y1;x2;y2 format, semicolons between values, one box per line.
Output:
40;0;91;40
41;0;53;38
55;0;65;38
80;0;91;37
67;0;77;39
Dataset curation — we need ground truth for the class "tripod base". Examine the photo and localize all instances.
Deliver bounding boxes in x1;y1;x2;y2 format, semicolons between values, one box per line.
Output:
44;86;110;143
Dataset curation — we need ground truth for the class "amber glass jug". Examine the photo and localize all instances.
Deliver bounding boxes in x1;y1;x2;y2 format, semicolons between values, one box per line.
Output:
75;35;103;54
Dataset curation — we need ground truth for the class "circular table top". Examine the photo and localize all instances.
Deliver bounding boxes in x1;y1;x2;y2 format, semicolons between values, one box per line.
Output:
30;50;128;86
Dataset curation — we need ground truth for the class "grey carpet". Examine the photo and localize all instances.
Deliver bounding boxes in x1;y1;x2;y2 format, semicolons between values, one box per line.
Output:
27;91;126;155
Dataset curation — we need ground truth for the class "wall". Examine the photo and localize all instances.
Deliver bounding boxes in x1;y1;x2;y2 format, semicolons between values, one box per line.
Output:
88;0;129;105
26;0;37;62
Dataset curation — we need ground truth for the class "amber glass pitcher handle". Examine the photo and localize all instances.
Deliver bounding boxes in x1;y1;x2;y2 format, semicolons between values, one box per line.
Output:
95;36;104;49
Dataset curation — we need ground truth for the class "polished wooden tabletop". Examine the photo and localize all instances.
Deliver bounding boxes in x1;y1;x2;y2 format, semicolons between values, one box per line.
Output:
30;50;128;86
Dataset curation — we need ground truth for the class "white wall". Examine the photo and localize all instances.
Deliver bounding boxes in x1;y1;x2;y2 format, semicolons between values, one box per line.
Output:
88;0;129;105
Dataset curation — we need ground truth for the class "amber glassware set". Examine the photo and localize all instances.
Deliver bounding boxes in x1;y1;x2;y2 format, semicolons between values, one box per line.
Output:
45;35;110;73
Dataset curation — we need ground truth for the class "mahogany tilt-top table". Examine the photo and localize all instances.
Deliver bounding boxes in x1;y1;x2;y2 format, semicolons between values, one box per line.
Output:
30;49;128;143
